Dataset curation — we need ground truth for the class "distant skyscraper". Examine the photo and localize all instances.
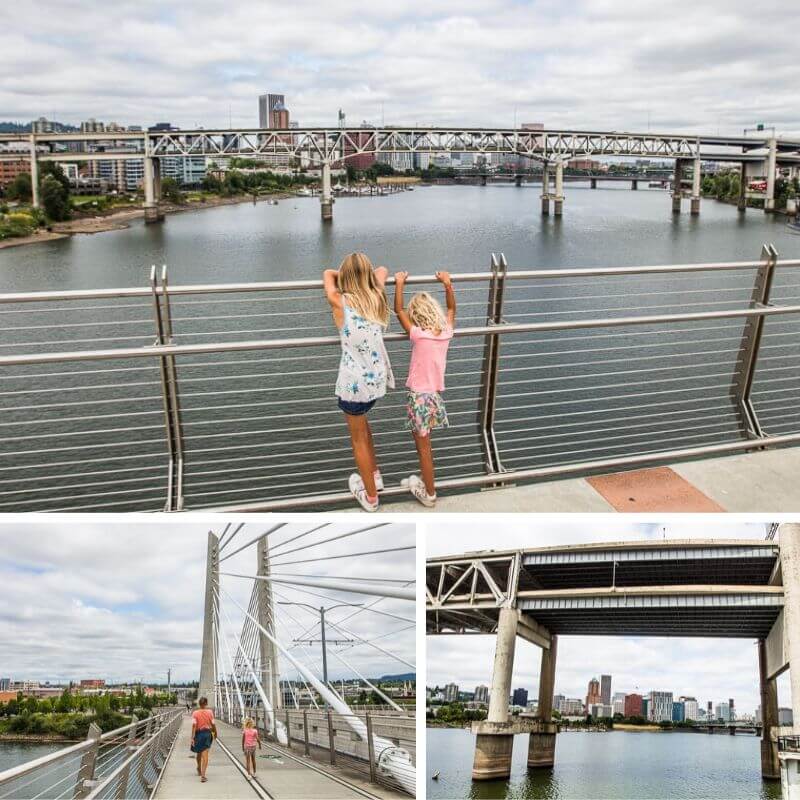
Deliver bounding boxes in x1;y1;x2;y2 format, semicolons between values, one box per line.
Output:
474;685;489;704
444;683;459;703
612;692;626;715
729;698;735;721
681;697;699;721
672;701;685;722
553;694;565;713
624;693;643;717
0;678;9;691
600;675;612;705
586;677;601;709
648;691;673;722
715;702;731;722
259;93;286;128
642;698;649;717
512;688;528;707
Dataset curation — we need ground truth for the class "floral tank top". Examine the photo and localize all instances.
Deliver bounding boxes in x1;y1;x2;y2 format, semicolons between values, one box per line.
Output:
335;302;395;403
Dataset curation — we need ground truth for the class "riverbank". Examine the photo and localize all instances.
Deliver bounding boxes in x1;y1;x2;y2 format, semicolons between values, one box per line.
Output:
0;230;68;249
0;733;80;743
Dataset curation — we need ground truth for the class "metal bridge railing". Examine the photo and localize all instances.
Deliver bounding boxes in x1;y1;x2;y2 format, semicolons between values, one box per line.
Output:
2;246;800;512
0;709;183;800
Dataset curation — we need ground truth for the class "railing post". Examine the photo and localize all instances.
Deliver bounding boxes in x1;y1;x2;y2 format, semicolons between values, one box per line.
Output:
285;709;292;750
113;715;138;799
327;709;336;765
72;722;101;799
731;244;778;438
137;717;153;787
478;253;507;476
365;712;377;784
303;710;310;756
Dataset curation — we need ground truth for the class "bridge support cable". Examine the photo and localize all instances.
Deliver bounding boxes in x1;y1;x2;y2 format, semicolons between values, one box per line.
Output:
221;587;416;796
217;521;243;552
268;544;415;570
217;612;247;722
218;522;287;563
265;522;332;558
325;648;404;712
222;571;416;601
325;618;416;671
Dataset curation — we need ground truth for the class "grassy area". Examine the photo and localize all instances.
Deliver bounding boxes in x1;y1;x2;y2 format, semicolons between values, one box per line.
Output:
0;711;132;739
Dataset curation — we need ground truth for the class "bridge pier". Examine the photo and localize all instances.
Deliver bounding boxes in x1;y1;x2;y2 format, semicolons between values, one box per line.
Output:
672;159;683;214
691;157;701;215
541;163;550;215
143;156;163;224
765;138;777;213
781;524;800;733
553;162;564;217
527;635;557;769
590;177;597;189
320;162;334;221
631;179;638;191
738;163;747;212
257;536;282;713
198;531;220;710
515;175;522;187
29;135;40;210
472;607;517;780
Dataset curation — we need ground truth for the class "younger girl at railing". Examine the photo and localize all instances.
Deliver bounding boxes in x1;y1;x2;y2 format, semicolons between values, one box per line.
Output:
393;271;456;507
241;718;261;778
323;253;394;512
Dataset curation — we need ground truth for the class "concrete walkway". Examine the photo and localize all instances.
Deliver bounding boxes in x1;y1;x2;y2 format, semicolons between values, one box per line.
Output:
155;717;382;800
382;447;800;513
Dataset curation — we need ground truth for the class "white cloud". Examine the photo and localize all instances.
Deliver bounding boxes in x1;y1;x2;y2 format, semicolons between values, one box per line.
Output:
0;515;415;686
1;0;798;135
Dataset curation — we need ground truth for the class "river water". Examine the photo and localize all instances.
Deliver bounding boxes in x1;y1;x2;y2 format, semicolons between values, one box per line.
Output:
426;728;782;800
1;185;799;512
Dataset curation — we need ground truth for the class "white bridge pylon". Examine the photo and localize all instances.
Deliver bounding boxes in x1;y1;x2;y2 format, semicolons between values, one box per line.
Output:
198;521;417;795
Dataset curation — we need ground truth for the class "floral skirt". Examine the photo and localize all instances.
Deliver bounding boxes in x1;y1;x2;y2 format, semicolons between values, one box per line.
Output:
405;391;449;437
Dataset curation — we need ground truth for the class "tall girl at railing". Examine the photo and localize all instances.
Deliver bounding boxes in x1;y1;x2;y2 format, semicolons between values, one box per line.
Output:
393;271;456;507
323;253;394;512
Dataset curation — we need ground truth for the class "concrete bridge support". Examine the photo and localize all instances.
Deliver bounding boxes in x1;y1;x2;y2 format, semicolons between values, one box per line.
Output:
631;179;638;191
257;536;282;714
541;163;550;216
29;135;40;210
515;175;522;187
527;635;558;769
590;177;597;189
781;524;800;732
738;163;747;212
554;162;564;217
198;531;220;709
143;157;163;224
691;158;701;215
672;159;683;214
320;162;334;221
472;607;517;780
765;138;777;213
759;639;780;780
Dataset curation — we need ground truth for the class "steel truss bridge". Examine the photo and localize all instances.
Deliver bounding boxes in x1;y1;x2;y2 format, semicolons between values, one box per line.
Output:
0;520;416;800
426;526;800;784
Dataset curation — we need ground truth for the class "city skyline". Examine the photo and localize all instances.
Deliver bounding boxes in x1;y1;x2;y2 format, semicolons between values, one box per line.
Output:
426;520;792;714
2;1;799;136
0;517;414;684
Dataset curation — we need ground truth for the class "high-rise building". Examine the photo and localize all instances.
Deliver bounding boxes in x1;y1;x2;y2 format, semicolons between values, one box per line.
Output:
612;692;626;716
681;697;699;721
81;118;106;133
648;691;673;722
729;698;735;722
600;675;612;705
0;678;10;691
624;694;643;717
672;701;685;722
444;683;459;703
474;685;489;704
715;703;731;722
512;688;528;707
586;677;602;709
562;698;584;716
259;93;285;129
590;703;613;718
642;698;649;718
553;694;565;712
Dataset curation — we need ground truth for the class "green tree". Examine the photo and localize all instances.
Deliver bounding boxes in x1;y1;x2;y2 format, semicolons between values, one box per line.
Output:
40;162;70;195
40;175;70;221
6;172;32;202
160;177;182;203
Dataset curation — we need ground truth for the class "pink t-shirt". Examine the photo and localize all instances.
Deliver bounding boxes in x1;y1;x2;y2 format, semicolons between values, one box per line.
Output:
406;325;453;393
243;727;259;747
192;709;214;731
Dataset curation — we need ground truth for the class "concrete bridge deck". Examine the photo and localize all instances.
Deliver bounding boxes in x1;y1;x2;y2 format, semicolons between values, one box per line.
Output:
382;445;800;513
155;717;387;800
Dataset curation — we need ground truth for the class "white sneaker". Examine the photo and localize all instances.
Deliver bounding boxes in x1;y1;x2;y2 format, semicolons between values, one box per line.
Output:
349;473;379;512
374;470;385;492
401;474;436;508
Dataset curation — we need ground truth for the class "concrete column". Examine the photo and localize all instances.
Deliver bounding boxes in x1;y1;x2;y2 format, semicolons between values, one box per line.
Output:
320;162;333;221
554;162;564;217
780;524;800;734
472;607;517;780
515;174;522;187
528;634;558;769
142;155;162;224
590;177;597;189
691;157;701;215
765;138;777;213
631;179;638;191
29;135;40;209
672;159;683;214
759;638;781;780
198;531;220;709
257;536;282;716
738;162;747;212
541;163;550;215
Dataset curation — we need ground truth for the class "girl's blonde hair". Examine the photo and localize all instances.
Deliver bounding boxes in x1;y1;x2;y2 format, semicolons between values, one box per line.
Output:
337;252;390;327
408;292;448;333
244;718;254;729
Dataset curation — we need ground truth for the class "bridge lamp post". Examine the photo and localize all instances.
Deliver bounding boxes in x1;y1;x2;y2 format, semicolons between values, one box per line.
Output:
280;602;362;706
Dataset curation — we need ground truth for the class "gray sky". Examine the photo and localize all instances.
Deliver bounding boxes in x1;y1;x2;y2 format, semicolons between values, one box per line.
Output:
426;519;791;714
0;516;415;686
1;0;798;136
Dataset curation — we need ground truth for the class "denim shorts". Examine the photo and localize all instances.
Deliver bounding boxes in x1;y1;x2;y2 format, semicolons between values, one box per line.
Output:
337;398;376;416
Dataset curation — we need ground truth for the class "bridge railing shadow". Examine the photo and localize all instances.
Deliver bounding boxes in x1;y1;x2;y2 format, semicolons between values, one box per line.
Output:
1;247;799;512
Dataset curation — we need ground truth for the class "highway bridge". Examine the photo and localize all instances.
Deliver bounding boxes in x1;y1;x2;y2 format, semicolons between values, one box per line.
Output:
1;125;798;220
0;521;416;799
426;526;800;787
